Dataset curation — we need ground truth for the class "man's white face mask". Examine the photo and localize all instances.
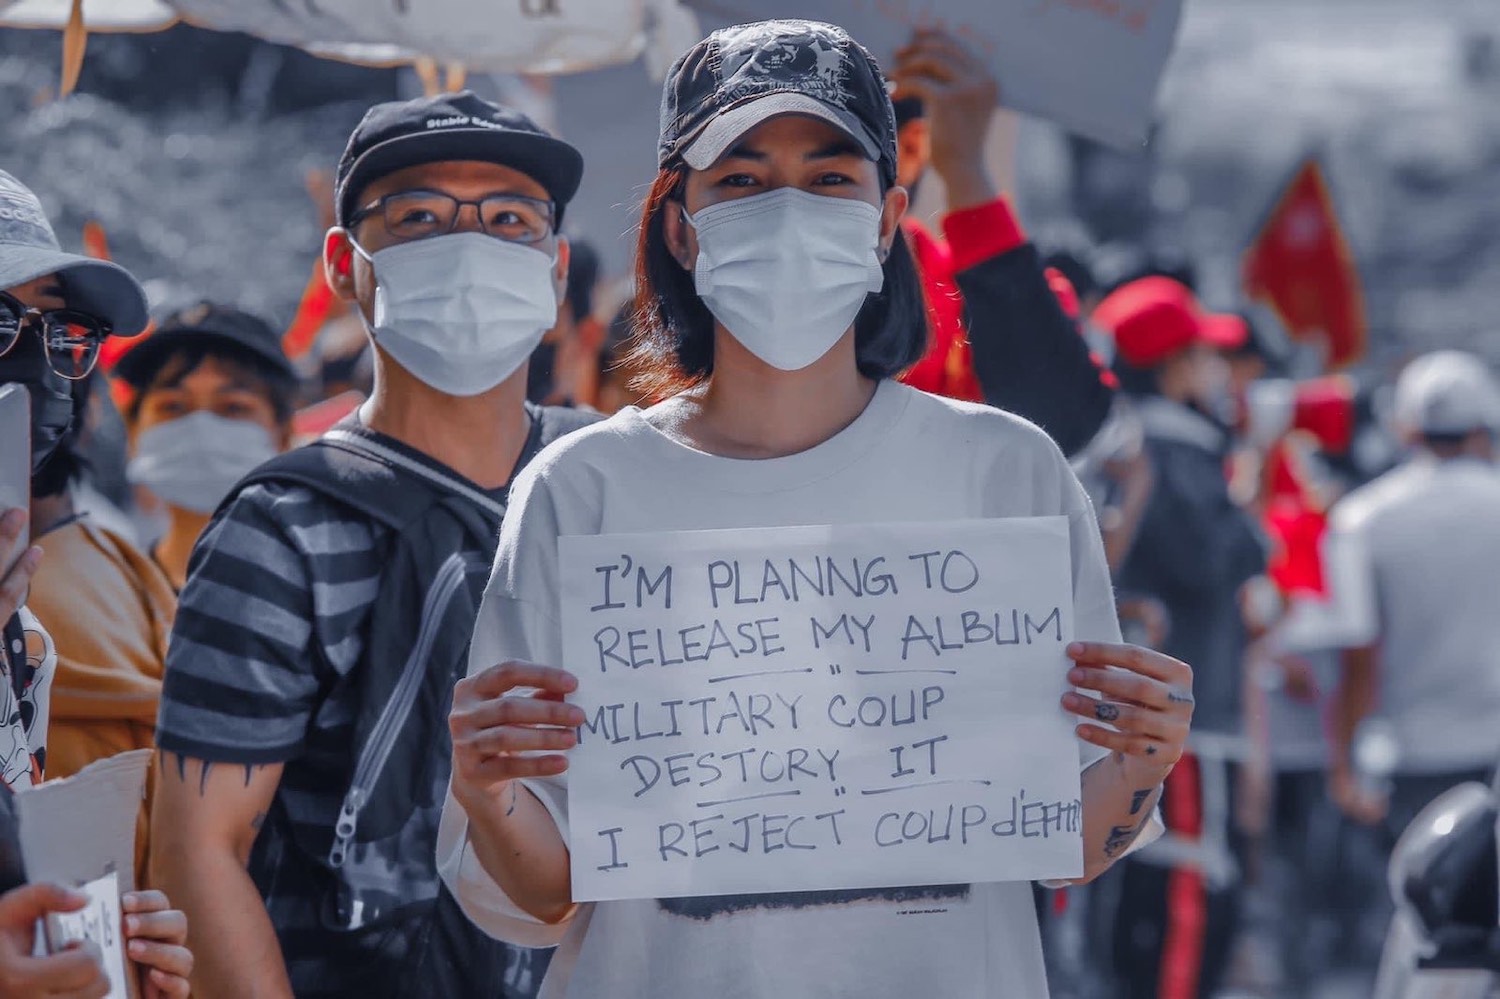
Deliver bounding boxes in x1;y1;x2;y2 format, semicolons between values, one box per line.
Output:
357;231;559;397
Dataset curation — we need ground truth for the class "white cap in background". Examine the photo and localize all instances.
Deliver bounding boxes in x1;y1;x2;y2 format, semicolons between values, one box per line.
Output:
1393;350;1500;437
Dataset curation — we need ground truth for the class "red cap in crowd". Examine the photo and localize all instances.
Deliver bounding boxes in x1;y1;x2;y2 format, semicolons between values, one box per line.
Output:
1093;276;1248;368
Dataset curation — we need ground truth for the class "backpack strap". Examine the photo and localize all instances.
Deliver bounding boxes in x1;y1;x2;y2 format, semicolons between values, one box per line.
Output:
228;430;506;533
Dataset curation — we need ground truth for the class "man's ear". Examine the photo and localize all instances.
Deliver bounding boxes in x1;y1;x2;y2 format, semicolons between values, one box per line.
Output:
324;229;357;302
662;200;695;271
878;185;910;260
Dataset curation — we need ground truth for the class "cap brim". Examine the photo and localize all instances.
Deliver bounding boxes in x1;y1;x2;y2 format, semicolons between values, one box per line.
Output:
680;92;882;171
113;326;296;387
0;245;149;335
339;128;584;226
1200;312;1250;351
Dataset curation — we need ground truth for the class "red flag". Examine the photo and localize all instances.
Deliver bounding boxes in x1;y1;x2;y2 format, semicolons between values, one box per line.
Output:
81;220;154;379
1242;160;1367;368
282;260;340;361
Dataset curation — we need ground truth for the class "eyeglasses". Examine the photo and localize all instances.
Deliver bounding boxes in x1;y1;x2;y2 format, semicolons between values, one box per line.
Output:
349;189;557;245
0;290;111;381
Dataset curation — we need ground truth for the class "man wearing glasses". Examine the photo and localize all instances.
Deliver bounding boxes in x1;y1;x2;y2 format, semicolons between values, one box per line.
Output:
151;93;598;998
0;166;147;794
0;169;198;997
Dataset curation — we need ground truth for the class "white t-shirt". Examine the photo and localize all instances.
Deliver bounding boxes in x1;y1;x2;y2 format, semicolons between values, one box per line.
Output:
438;381;1144;999
1;606;55;789
1321;455;1500;773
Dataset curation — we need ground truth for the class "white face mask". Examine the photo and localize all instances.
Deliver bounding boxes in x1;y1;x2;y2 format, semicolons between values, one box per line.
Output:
127;411;280;514
359;231;559;397
685;187;886;371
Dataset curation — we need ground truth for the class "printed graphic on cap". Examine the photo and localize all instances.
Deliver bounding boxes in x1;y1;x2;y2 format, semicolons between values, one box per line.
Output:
716;20;852;108
0;174;53;238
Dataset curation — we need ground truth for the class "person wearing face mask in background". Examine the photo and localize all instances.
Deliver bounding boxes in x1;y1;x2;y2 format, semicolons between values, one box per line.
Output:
527;239;604;407
150;92;600;999
113;302;296;589
887;29;1117;457
0;168;195;999
1093;275;1270;999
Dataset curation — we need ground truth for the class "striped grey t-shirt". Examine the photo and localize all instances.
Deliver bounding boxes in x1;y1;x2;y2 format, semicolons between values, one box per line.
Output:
156;409;598;996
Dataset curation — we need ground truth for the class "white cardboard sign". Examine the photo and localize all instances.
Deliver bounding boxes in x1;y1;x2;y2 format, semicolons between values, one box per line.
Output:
687;0;1184;149
561;517;1083;902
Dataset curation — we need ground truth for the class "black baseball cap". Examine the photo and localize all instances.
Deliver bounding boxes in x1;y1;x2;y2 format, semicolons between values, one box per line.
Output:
113;301;295;388
335;91;584;228
659;20;898;186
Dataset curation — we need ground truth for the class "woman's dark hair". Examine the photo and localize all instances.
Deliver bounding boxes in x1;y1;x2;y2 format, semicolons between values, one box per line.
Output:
122;341;298;425
625;167;929;399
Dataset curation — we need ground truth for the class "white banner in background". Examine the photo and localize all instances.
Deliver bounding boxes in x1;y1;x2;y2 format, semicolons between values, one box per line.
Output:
561;517;1084;902
687;0;1184;148
0;0;702;77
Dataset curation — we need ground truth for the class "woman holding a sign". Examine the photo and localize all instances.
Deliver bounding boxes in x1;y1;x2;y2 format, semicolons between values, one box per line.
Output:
438;18;1195;998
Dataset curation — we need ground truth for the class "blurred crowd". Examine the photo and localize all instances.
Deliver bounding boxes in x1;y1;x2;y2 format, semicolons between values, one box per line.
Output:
2;11;1498;999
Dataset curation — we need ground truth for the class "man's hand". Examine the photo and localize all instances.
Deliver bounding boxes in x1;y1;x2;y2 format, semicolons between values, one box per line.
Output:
1;508;42;623
0;882;110;999
449;662;584;812
890;28;1002;209
122;890;192;999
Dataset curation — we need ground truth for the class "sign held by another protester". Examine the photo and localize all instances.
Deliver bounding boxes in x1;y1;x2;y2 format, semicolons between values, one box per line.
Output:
687;0;1183;148
561;518;1083;902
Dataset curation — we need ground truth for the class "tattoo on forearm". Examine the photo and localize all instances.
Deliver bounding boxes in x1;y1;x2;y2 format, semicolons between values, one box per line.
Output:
1094;702;1120;722
1104;822;1143;857
1104;794;1158;857
505;783;518;817
1167;688;1195;705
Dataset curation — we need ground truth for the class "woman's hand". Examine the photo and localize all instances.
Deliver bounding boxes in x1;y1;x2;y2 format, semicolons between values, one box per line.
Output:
449;662;585;811
1061;641;1194;767
122;890;192;998
0;882;109;999
1;508;42;624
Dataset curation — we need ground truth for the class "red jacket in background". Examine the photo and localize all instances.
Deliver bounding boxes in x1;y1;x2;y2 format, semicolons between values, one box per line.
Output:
897;197;1115;456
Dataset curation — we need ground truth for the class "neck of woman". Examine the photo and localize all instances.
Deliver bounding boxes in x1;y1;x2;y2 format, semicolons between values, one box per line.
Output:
678;327;877;460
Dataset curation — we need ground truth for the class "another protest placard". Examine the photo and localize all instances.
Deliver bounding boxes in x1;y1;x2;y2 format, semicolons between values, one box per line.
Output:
686;0;1184;149
560;517;1083;902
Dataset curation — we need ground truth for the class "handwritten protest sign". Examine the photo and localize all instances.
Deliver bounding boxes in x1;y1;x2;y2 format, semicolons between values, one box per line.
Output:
41;871;130;999
686;0;1184;149
561;517;1083;902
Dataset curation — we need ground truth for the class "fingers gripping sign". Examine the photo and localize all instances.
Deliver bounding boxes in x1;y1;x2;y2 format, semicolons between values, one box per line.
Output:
449;661;587;805
1060;642;1194;765
0;882;111;998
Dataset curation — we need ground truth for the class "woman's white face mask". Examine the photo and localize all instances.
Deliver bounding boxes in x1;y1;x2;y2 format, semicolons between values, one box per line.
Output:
683;187;886;372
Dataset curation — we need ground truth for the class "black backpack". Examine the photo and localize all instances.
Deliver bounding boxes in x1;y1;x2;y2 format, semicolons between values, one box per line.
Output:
232;407;595;998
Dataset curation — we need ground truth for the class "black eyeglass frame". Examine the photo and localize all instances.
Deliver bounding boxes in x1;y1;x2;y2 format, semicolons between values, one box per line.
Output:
347;188;559;245
0;289;112;381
